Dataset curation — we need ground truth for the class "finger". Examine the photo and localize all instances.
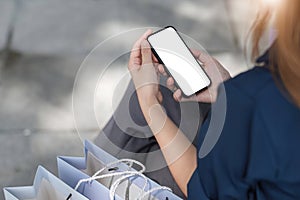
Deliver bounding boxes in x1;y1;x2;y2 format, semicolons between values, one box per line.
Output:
129;29;152;64
132;29;152;51
152;54;159;63
166;77;175;90
166;77;174;86
190;49;211;62
195;90;214;103
141;40;152;64
190;49;212;65
198;51;212;63
173;88;212;102
158;64;167;76
173;89;182;102
190;49;202;59
180;95;197;102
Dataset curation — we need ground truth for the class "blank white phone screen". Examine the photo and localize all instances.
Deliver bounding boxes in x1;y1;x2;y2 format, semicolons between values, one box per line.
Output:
148;27;210;96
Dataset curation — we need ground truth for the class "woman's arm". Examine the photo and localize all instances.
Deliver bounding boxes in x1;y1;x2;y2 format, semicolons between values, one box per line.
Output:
128;30;230;197
128;30;196;196
139;96;197;196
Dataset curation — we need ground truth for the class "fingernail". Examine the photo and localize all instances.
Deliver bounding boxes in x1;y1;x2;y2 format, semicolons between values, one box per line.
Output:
143;29;151;36
174;94;178;101
141;40;148;46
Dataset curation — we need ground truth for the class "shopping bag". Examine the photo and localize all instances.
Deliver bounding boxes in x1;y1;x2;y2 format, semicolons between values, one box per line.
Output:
57;140;182;199
3;165;88;200
24;178;65;200
57;155;123;200
84;151;154;199
58;156;175;200
83;151;144;194
84;140;182;199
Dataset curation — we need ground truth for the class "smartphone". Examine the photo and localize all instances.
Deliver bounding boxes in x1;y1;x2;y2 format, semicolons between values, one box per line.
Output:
147;26;211;97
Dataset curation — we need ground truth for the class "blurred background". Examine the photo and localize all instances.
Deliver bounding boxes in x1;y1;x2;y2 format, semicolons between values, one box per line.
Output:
0;0;256;199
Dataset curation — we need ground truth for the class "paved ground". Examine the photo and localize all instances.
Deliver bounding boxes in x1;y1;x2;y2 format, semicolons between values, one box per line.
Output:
0;0;254;199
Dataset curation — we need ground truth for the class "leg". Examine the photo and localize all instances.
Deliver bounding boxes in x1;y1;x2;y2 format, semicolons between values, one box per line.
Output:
94;80;210;198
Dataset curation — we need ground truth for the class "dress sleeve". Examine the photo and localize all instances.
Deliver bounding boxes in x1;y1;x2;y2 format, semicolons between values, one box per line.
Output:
188;82;255;199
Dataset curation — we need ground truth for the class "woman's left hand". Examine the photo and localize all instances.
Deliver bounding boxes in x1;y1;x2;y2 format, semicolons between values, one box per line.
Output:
128;29;163;106
128;31;197;196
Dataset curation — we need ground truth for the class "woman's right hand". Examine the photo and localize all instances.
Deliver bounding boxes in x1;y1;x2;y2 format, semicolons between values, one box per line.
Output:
158;50;231;103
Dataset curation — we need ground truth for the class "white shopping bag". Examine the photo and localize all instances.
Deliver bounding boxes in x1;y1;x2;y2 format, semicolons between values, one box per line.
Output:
84;140;182;199
83;152;153;199
3;165;88;200
57;140;182;200
84;151;132;192
58;156;174;200
24;178;65;200
57;156;124;200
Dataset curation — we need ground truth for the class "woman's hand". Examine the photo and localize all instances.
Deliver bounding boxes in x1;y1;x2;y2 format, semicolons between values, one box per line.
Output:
159;50;231;103
128;31;199;196
128;29;164;106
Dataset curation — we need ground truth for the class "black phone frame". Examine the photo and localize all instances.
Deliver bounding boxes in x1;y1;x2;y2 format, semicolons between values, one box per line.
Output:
147;26;211;98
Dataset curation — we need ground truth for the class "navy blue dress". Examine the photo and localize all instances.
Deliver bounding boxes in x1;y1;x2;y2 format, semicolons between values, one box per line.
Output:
188;53;300;199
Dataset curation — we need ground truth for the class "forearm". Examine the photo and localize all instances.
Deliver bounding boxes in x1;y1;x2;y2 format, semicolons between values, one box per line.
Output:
139;97;197;196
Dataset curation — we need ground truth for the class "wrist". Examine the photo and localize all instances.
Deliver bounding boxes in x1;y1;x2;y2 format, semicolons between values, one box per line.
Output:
139;98;167;136
138;95;160;110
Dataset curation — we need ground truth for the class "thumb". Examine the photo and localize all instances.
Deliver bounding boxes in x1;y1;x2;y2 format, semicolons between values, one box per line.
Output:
141;40;152;64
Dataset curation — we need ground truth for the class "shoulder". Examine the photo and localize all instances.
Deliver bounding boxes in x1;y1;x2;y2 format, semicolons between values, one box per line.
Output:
224;66;300;155
223;67;274;102
196;67;273;161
